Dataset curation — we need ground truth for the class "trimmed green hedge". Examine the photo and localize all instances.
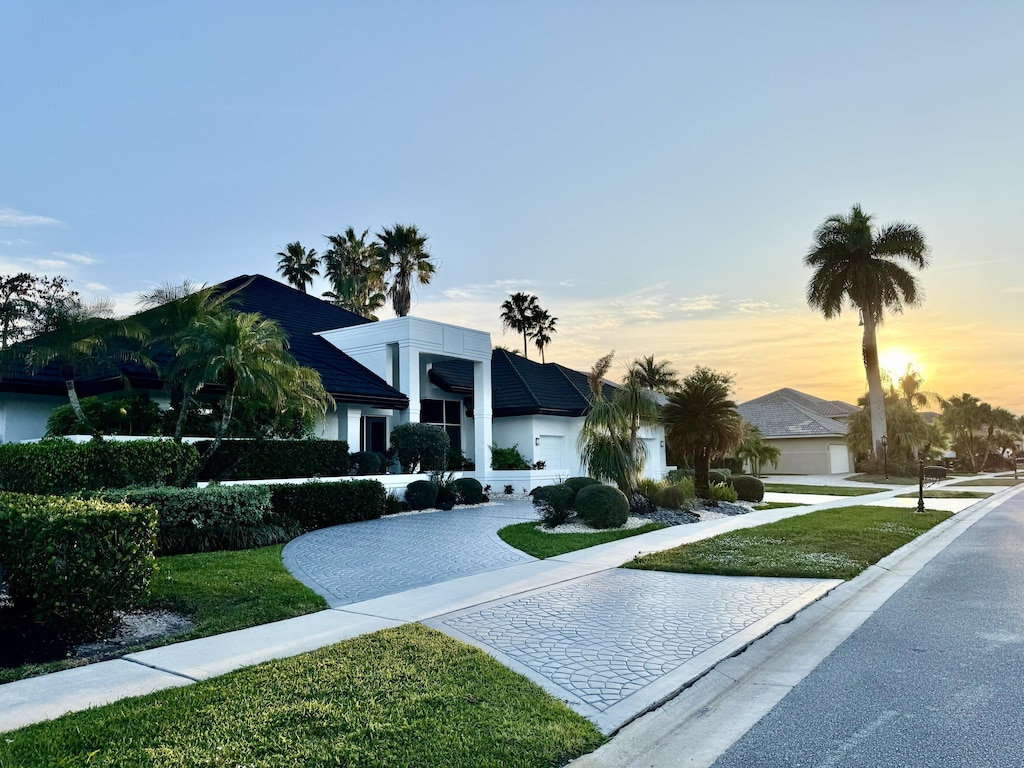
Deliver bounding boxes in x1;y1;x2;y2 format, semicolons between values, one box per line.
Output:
732;475;765;503
532;483;576;528
194;439;350;481
0;492;157;641
574;485;629;529
0;439;198;494
267;480;386;531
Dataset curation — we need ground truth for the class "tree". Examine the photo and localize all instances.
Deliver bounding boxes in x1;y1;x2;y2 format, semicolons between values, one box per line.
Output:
377;224;435;317
321;228;388;320
276;241;320;293
940;393;985;471
531;308;557;363
804;204;929;461
500;292;541;358
627;355;680;393
734;423;781;477
0;273;81;348
979;405;1018;470
893;364;932;410
663;367;743;500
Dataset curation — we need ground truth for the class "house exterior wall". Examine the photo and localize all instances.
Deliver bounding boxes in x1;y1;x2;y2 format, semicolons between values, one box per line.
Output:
763;437;852;475
0;393;68;443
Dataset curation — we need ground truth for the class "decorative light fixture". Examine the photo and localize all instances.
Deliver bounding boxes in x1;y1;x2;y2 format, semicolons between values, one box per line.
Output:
535;437;540;446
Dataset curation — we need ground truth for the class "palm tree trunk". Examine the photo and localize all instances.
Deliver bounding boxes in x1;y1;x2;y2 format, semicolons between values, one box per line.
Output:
522;330;529;359
862;312;888;460
695;447;711;500
65;378;100;439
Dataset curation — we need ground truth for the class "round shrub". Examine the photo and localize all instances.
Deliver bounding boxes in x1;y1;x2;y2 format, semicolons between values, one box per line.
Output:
404;480;438;510
656;485;688;510
732;475;765;503
708;470;731;486
391;423;450;473
350;451;383;475
574;484;629;529
564;476;601;493
453;477;485;504
532;483;576;528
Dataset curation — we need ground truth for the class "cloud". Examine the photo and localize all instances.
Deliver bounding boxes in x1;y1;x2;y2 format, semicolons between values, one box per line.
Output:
53;250;98;265
0;208;62;228
29;258;69;270
0;238;32;247
677;295;719;313
733;299;779;313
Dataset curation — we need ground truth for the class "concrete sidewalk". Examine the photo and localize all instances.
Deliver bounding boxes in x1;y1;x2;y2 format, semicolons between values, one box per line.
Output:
0;475;1003;736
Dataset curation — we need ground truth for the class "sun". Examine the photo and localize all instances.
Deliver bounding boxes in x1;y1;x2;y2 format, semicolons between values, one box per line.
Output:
878;347;923;383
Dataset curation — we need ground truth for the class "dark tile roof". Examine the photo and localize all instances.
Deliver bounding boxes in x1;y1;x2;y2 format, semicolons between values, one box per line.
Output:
430;348;614;417
738;388;856;439
0;274;409;410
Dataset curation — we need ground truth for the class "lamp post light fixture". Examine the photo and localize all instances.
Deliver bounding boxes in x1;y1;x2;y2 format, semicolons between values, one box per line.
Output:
917;460;926;514
881;434;888;480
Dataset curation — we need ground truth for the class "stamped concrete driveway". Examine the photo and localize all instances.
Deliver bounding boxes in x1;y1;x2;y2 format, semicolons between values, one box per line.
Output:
282;502;538;607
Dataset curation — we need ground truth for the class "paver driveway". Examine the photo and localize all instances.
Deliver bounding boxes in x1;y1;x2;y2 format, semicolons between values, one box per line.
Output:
282;501;537;606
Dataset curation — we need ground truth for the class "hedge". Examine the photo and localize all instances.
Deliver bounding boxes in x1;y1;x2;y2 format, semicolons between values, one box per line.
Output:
0;492;157;642
267;480;386;531
0;439;198;494
574;485;629;529
194;439;350;481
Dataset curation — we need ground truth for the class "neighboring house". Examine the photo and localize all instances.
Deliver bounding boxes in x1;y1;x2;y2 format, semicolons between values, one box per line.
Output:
738;388;858;475
0;274;667;482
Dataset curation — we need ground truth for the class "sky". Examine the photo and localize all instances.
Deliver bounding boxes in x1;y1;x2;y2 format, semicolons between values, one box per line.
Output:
2;1;1022;413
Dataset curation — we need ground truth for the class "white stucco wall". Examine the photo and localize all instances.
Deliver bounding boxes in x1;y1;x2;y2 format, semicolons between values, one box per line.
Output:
0;393;68;443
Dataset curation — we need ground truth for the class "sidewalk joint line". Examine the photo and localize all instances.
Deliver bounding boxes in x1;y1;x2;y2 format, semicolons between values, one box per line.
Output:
123;658;201;683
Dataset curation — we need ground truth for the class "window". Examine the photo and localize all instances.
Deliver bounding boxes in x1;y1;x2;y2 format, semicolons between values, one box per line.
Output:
420;398;462;449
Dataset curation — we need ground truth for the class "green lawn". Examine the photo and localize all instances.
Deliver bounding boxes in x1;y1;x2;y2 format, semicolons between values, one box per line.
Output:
0;624;604;768
895;490;992;499
498;521;664;559
625;505;951;580
0;545;327;685
846;474;918;485
948;478;1022;487
763;483;884;496
754;501;808;510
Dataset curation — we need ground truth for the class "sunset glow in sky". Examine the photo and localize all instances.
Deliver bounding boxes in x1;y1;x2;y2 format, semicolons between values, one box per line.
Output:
2;2;1022;413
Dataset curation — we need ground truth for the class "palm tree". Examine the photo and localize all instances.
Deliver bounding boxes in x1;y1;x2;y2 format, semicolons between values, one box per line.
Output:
940;393;984;470
894;364;932;410
627;355;680;393
275;241;320;293
663;367;743;500
20;299;149;438
735;423;781;477
531;308;557;363
321;228;388;320
500;292;540;358
376;224;435;317
804;204;929;461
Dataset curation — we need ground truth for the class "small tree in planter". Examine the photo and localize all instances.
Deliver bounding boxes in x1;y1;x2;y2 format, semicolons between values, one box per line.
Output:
391;423;450;473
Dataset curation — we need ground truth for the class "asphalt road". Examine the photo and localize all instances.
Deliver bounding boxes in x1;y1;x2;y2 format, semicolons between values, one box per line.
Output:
712;491;1024;768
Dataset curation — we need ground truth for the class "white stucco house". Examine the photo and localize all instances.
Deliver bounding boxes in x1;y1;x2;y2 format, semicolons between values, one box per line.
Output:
0;274;667;487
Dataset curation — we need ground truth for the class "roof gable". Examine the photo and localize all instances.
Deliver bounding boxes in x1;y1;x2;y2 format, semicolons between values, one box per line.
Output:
738;388;856;439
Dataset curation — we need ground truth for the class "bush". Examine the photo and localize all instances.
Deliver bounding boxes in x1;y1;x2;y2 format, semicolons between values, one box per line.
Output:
635;478;665;499
732;475;765;503
0;438;199;494
672;476;696;499
564;476;601;493
350;451;384;476
268;480;386;531
391;423;450;473
453;477;485;504
405;479;439;510
574;484;629;529
665;468;694;484
384;492;407;515
89;485;279;555
629;493;657;516
656;485;688;510
0;492;157;642
45;393;165;437
708;469;731;486
490;443;530;470
532;483;577;528
708;482;739;503
194;439;350;481
711;457;744;475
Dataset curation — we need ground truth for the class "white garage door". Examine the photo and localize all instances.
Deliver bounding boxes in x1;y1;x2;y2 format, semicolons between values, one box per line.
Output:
829;443;851;474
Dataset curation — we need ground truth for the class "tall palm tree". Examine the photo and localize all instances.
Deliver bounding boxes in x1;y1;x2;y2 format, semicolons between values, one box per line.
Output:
275;241;320;293
500;292;540;358
321;228;388;319
627;355;680;393
531;308;557;363
893;364;932;410
663;367;743;500
804;204;929;461
376;224;435;317
940;393;984;470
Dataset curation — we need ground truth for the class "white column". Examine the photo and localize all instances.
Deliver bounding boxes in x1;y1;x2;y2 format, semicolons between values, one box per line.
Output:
473;359;492;477
398;343;420;425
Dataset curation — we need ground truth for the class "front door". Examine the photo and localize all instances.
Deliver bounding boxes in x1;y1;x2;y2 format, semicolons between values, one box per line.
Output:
364;416;388;454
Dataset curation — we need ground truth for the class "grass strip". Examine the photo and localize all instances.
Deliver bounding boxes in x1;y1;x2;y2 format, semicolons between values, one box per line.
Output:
895;490;991;499
624;505;951;580
498;521;664;559
754;501;808;510
763;483;883;496
846;474;918;485
0;624;604;768
947;478;1022;487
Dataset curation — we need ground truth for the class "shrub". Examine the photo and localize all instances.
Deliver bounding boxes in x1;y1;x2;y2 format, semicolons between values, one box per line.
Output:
711;457;744;474
45;393;165;437
490;443;530;470
532;483;577;528
629;493;657;516
0;492;157;642
656;485;688;510
574;484;629;529
268;480;386;531
0;438;198;494
672;476;696;499
350;451;384;476
708;482;739;503
453;477;485;505
708;469;731;486
732;475;765;503
384;492;407;516
89;485;279;555
405;479;439;510
665;468;694;484
635;478;665;499
447;447;474;471
194;439;350;481
391;423;450;473
564;476;601;493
